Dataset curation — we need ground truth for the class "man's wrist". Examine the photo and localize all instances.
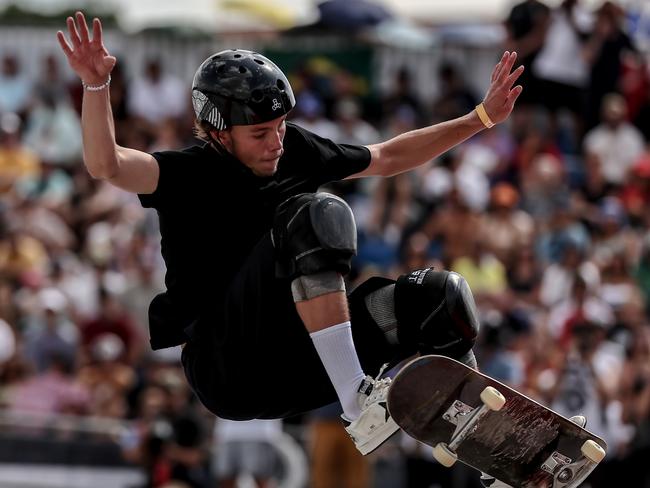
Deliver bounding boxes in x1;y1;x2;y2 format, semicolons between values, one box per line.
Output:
475;102;495;129
82;75;111;92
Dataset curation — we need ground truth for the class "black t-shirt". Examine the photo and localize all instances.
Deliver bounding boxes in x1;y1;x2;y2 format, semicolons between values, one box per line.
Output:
138;122;371;349
505;0;550;64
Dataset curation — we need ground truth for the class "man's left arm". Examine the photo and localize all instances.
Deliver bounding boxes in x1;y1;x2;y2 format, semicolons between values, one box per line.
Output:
351;51;523;179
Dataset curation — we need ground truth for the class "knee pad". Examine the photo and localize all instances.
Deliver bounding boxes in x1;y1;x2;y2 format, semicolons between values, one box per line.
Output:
290;271;345;302
272;192;357;279
394;268;479;358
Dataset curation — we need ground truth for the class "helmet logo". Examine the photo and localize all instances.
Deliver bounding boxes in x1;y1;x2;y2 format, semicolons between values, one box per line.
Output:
271;98;282;111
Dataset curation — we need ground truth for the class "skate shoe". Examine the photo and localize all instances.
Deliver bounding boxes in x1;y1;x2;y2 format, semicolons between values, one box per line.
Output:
343;364;400;455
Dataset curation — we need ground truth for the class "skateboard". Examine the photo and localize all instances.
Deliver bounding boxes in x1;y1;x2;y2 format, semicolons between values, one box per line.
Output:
387;355;607;488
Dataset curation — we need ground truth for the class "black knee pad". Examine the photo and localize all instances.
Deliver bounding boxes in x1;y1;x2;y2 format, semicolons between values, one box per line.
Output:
394;268;480;358
272;192;357;279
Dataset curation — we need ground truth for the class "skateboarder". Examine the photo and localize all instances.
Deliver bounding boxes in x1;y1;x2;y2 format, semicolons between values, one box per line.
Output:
58;12;523;456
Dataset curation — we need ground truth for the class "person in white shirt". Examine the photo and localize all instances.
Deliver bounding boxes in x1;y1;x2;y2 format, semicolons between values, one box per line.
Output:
583;93;646;186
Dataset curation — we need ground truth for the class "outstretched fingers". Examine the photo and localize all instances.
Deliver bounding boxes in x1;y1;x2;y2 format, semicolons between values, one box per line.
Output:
76;11;90;44
500;52;518;82
491;51;509;83
506;85;523;110
56;30;73;57
92;17;104;47
506;65;525;89
66;16;82;48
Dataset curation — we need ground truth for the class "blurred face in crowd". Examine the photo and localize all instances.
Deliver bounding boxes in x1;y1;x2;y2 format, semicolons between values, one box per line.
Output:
573;324;603;356
145;60;162;82
212;115;286;177
602;94;627;127
139;385;168;420
2;56;18;77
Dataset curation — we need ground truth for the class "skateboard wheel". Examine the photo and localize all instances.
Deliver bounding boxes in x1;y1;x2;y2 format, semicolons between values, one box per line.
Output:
432;442;458;467
480;386;506;411
581;440;606;463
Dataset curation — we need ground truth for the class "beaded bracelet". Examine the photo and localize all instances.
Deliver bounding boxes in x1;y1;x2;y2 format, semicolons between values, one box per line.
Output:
82;75;111;92
475;102;495;129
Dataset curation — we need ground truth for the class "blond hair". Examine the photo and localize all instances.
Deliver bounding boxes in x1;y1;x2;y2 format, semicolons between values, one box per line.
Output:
193;119;214;142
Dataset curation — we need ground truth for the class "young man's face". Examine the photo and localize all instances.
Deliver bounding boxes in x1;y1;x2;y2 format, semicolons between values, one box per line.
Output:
214;115;287;177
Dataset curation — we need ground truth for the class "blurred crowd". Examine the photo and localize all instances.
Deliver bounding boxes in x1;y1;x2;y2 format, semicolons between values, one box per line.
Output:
1;0;650;486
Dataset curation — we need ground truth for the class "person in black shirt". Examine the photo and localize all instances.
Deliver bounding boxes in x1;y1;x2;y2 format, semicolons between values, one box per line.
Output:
504;0;550;107
58;12;523;456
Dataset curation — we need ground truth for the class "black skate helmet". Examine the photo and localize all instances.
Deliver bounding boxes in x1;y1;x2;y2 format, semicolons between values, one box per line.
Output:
192;49;295;130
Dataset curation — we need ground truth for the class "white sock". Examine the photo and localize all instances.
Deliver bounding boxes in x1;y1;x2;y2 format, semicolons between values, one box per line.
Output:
310;321;366;420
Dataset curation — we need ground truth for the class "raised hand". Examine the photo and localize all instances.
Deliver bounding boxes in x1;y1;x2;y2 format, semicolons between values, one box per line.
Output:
57;11;116;86
481;51;524;125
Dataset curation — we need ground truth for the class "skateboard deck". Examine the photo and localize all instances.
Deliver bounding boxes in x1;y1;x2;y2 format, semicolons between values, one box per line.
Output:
387;355;607;488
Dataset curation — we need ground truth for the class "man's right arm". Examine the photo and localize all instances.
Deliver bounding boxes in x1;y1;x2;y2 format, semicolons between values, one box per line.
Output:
82;86;159;194
59;12;159;195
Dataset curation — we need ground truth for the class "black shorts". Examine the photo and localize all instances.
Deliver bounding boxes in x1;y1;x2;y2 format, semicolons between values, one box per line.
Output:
181;233;399;420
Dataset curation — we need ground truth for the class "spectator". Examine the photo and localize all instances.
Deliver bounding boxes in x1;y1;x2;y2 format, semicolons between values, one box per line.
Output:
333;97;380;147
381;67;427;127
422;186;482;264
504;0;551;107
7;352;89;415
79;288;142;364
532;0;593;142
212;418;282;488
127;58;186;130
0;112;40;195
583;2;638;130
549;319;628;457
450;237;508;304
431;62;479;123
309;403;370;488
290;90;339;140
0;226;50;281
619;326;650;485
23;287;78;374
506;244;543;307
23;89;83;167
583;93;646;187
480;182;534;264
34;54;73;107
77;332;135;418
0;54;33;115
620;156;650;226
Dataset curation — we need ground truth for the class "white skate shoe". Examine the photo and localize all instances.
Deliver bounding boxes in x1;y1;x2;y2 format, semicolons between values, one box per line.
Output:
480;415;587;487
343;364;400;455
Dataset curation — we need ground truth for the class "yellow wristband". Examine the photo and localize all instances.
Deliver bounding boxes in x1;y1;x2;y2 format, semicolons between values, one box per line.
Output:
475;103;495;129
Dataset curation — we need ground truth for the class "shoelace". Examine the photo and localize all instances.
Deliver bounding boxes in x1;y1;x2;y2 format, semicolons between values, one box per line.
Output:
366;363;392;403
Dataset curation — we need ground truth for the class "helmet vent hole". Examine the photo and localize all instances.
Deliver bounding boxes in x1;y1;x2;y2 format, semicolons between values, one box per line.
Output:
211;55;221;60
239;66;247;74
254;59;265;65
276;79;285;91
234;54;242;58
251;89;263;102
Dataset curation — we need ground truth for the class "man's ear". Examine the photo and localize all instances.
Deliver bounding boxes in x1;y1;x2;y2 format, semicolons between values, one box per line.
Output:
212;129;232;152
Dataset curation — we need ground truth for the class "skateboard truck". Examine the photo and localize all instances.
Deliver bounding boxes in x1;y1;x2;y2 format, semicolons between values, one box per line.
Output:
541;441;606;488
433;386;507;467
